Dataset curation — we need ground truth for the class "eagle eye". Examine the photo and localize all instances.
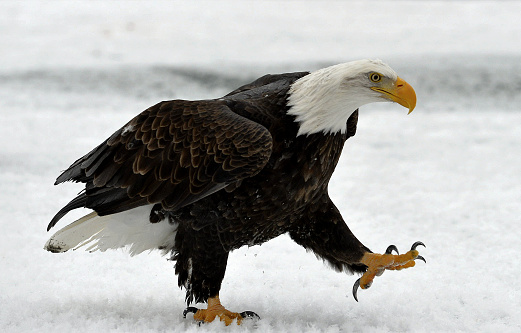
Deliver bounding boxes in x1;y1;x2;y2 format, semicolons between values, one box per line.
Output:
369;72;382;83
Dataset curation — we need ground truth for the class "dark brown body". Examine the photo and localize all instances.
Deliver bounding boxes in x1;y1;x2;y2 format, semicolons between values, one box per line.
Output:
170;76;368;304
49;72;370;305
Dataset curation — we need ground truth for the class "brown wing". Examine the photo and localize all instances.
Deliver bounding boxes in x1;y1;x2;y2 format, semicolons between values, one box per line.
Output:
48;99;273;230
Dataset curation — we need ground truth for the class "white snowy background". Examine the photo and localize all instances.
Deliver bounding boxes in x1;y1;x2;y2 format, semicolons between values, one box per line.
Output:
1;1;521;332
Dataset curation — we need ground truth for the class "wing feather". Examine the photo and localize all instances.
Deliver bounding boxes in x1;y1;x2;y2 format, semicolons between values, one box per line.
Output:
48;100;273;230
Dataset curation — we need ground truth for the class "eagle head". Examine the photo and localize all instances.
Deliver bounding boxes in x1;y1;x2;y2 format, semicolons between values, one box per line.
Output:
287;59;417;136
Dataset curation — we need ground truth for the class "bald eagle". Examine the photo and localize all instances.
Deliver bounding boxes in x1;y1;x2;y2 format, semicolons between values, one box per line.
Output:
45;59;425;325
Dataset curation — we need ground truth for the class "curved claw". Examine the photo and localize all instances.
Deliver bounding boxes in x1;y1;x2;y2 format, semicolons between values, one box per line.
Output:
385;244;399;255
411;241;426;250
183;307;199;318
240;311;261;321
352;278;361;302
415;255;426;263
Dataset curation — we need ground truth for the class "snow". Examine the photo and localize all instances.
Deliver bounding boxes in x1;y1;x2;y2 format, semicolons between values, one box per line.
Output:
1;0;521;331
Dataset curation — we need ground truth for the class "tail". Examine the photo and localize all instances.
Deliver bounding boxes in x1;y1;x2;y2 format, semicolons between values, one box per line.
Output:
44;205;178;256
44;211;106;253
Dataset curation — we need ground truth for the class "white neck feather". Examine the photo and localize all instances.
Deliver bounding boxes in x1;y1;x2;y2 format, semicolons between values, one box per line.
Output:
287;60;397;136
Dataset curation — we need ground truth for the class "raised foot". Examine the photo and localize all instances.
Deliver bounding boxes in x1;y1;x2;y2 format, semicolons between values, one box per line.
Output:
353;241;426;301
182;296;260;326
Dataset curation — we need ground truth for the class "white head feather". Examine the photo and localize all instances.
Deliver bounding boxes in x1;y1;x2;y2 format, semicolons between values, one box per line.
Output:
287;59;399;136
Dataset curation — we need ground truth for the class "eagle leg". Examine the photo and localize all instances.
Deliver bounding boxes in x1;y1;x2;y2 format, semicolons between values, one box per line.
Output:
352;241;426;301
183;295;259;326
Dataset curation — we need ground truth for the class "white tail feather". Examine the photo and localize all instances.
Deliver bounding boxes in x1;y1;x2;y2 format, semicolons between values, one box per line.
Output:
44;205;178;256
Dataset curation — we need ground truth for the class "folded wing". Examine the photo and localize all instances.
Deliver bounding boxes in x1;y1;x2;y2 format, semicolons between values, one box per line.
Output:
48;100;273;230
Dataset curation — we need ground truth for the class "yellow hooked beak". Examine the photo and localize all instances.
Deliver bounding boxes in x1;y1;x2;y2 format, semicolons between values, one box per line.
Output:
371;77;417;114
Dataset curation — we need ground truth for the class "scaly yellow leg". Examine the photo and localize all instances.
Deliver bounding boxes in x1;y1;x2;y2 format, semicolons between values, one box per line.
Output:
183;295;259;326
353;241;426;301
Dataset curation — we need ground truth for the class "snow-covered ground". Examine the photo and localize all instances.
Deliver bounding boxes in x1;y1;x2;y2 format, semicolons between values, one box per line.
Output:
1;1;521;332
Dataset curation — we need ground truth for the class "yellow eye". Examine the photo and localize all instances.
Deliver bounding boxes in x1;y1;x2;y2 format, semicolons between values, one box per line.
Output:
370;73;382;82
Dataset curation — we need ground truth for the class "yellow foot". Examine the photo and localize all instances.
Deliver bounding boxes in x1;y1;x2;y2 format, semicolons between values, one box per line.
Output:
183;295;259;326
353;241;426;301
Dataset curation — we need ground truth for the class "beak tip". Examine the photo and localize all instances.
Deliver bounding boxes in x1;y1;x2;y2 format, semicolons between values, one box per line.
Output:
397;77;416;115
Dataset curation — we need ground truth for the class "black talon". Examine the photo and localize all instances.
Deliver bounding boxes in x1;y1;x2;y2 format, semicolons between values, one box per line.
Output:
411;241;426;250
240;311;261;321
352;278;361;302
415;255;426;263
183;307;199;318
385;244;399;255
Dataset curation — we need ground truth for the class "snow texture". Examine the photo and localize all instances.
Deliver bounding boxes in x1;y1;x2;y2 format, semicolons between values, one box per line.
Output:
1;1;521;332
